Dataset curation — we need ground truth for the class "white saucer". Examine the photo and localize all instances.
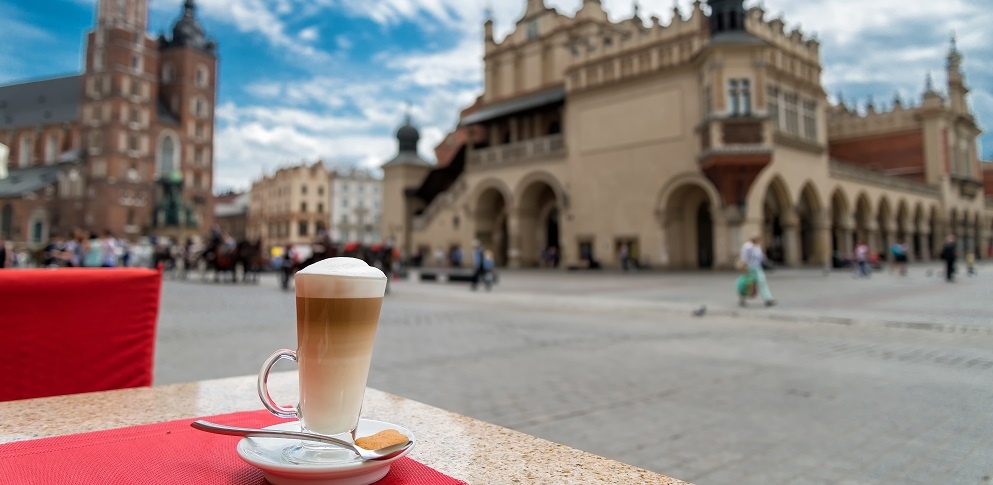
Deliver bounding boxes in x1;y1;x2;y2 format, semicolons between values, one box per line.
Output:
236;419;415;485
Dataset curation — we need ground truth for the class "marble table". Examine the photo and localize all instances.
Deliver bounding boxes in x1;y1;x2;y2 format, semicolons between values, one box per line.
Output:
0;372;689;484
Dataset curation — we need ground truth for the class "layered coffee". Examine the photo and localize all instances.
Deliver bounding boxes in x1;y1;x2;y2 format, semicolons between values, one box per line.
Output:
294;258;387;436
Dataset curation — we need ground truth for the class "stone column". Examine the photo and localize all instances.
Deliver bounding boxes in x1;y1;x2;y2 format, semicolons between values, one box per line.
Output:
719;206;745;270
781;212;801;267
904;230;917;262
710;206;730;269
917;229;931;261
866;222;881;255
506;209;522;269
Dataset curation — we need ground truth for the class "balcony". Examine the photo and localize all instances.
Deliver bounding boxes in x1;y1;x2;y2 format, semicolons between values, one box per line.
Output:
467;134;566;171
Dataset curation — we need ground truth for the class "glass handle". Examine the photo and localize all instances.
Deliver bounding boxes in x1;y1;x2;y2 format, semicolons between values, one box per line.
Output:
257;349;298;419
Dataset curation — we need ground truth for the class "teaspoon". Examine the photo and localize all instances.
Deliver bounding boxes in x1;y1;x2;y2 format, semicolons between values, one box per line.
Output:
191;420;413;461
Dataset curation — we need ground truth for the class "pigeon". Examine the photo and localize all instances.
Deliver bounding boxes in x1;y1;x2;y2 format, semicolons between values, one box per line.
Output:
692;305;707;317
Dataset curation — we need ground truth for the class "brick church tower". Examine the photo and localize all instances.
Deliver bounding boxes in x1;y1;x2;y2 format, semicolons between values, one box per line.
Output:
79;0;217;237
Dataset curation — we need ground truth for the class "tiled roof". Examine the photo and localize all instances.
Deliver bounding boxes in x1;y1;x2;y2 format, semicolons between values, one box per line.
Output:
0;75;82;130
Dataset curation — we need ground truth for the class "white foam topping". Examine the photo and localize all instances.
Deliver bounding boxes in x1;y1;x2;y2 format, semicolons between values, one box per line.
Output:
295;257;387;299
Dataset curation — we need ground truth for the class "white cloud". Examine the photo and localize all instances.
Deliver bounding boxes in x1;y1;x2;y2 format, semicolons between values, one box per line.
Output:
212;0;993;190
298;26;320;42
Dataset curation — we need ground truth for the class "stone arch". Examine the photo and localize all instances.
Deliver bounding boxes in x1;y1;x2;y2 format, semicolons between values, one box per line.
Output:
469;177;514;210
761;176;794;264
156;130;181;177
796;182;823;264
513;171;566;210
473;183;511;267
657;176;722;269
515;172;566;268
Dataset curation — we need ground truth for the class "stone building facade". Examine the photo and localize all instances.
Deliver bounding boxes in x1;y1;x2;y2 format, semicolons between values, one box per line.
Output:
0;0;217;247
383;0;992;269
247;162;332;249
330;168;382;244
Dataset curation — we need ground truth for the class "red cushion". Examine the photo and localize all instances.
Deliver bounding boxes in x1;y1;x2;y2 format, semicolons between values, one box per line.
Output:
0;268;162;402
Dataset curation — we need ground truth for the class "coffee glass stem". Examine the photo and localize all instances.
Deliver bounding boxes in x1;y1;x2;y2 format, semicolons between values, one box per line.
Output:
257;349;299;419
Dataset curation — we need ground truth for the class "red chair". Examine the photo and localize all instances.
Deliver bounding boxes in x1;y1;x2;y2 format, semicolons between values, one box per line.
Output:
0;268;162;402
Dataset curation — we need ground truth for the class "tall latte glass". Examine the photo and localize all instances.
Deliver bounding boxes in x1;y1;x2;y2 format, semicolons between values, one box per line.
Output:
257;257;387;464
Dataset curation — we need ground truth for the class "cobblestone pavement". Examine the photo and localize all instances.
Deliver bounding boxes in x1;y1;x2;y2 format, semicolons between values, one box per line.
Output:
155;267;993;485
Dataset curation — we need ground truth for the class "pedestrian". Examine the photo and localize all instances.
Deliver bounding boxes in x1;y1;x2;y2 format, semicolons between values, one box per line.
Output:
740;236;775;307
100;230;117;268
890;239;908;276
619;243;631;271
482;249;495;292
854;241;870;278
470;240;485;292
940;235;957;282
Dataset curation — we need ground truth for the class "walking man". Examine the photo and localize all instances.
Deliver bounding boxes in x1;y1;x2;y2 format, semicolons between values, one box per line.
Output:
470;240;485;292
940;235;957;283
740;236;776;307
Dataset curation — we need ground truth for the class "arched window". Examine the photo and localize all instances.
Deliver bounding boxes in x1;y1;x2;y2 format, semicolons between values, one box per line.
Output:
45;133;58;164
193;97;210;118
159;135;176;175
163;63;175;83
19;134;32;167
195;65;209;88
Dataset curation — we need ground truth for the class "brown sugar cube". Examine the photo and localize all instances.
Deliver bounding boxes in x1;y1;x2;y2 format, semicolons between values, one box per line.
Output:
354;429;409;450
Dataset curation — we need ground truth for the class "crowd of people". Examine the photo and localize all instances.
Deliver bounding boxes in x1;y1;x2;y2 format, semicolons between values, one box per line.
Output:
0;230;136;269
737;233;977;307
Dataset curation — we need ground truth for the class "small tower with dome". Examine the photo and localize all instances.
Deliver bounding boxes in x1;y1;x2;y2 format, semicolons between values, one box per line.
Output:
381;111;433;257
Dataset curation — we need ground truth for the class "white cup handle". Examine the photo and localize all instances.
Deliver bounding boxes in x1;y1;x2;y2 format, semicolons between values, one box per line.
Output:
258;349;298;419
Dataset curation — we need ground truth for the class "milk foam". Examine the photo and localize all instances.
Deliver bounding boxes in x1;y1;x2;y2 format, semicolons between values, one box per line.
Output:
295;257;387;299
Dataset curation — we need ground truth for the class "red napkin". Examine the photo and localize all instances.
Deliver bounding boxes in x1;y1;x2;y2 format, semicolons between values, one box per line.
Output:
0;410;466;485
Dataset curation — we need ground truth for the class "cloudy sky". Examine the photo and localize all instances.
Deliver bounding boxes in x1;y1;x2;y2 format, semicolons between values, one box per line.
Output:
1;0;990;192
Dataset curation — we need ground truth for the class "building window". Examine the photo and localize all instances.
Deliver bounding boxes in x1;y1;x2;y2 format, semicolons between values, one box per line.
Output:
298;221;308;237
728;79;750;116
19;135;32;167
193;98;209;118
317;203;324;213
342;215;349;225
163;64;174;83
740;80;752;115
318;186;324;196
158;135;175;175
195;124;203;140
342;183;349;192
527;20;539;40
131;54;142;73
802;100;817;140
767;86;780;129
302;185;308;195
301;203;307;213
45;134;58;164
128;135;138;152
194;148;204;166
196;65;209;88
95;51;105;70
343;199;349;208
784;92;799;136
129;107;139;124
728;80;739;115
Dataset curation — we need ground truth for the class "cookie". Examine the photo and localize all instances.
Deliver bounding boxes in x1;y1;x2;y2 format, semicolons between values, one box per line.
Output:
354;429;409;450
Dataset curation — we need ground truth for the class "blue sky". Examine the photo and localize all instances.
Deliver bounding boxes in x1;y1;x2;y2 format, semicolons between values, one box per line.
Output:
1;0;991;192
